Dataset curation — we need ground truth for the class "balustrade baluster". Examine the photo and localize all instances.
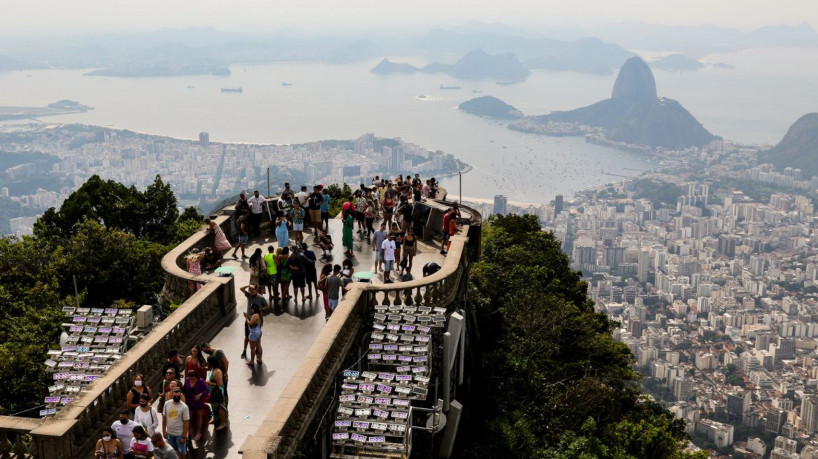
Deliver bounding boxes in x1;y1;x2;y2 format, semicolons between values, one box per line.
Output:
0;432;12;457
380;292;391;306
11;435;27;458
393;290;402;306
404;288;414;305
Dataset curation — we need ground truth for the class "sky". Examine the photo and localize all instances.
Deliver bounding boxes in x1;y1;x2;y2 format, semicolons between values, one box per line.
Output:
2;0;817;35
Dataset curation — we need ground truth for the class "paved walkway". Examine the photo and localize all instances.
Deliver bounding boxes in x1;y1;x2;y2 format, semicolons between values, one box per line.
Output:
176;218;446;458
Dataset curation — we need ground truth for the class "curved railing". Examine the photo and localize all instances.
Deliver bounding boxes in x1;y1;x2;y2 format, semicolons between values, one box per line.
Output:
0;217;238;459
239;202;480;459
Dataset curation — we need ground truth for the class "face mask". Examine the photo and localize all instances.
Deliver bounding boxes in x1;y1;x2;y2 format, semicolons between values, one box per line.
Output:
120;419;128;424
139;403;147;407
102;435;111;442
173;396;181;403
134;381;142;387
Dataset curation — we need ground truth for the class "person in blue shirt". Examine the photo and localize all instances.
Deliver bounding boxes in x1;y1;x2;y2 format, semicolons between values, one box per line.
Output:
320;188;331;232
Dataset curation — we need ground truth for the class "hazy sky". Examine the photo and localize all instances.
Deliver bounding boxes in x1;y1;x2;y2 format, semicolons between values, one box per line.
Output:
2;0;817;35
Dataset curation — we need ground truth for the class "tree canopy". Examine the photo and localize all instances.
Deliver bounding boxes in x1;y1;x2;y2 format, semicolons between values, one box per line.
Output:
459;214;703;459
0;175;200;415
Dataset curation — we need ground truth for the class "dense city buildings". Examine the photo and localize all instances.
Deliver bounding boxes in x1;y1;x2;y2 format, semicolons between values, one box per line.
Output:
0;124;465;235
510;138;818;455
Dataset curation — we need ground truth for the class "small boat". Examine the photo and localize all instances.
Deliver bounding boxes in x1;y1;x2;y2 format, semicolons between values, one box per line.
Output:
440;85;461;90
418;95;427;99
221;87;243;93
282;82;293;86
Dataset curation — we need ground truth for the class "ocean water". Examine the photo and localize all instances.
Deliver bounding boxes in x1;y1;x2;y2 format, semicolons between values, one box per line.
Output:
1;47;815;203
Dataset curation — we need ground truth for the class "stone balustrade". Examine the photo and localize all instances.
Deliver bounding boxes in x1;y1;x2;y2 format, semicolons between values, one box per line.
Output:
0;216;238;459
239;204;480;459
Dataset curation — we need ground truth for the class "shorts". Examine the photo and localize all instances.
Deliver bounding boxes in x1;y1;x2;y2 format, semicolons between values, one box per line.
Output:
266;273;278;286
384;260;394;272
321;212;330;221
310;210;321;224
329;299;339;310
292;273;306;288
374;251;382;262
244;322;250;337
167;434;187;455
249;327;262;341
293;223;304;231
238;234;248;244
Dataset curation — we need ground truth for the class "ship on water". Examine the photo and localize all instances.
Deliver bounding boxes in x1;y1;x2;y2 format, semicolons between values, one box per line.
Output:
221;87;243;93
439;85;461;90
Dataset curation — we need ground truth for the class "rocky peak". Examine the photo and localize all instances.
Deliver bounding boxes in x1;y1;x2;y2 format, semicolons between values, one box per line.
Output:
611;57;657;100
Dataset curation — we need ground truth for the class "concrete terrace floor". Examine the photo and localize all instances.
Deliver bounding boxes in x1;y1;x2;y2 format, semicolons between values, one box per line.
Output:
174;218;447;458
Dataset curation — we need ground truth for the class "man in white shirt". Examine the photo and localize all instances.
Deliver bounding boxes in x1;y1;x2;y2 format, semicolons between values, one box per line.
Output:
247;190;266;237
295;185;311;227
381;232;397;283
111;409;139;457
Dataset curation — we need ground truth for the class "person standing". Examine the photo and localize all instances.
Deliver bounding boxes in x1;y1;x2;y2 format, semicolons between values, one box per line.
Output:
372;222;388;272
184;345;207;380
245;304;263;365
382;193;395;227
162;388;190;459
206;355;228;432
308;186;323;236
95;426;124;459
326;264;348;313
277;248;291;301
234;193;250;219
247;190;266;237
134;393;159;437
320;188;331;232
111;410;139;459
342;209;355;257
263;245;280;302
317;263;333;319
402;228;417;274
126;374;153;417
291;202;305;248
248;248;267;294
129;426;154;459
274;214;290;250
231;215;248;259
381;232;397;283
239;284;268;360
301;243;318;301
363;200;375;239
295;185;311;228
201;343;229;407
288;247;307;304
181;371;208;442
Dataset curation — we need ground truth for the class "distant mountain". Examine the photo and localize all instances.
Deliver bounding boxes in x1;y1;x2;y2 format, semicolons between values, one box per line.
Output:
371;49;531;82
459;96;523;120
534;57;714;149
611;57;657;100
760;113;818;177
588;22;818;56
418;30;632;75
371;58;418;74
649;54;704;72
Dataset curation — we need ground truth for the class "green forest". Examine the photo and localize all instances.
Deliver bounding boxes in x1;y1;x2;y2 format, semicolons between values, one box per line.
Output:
0;175;201;415
458;214;705;458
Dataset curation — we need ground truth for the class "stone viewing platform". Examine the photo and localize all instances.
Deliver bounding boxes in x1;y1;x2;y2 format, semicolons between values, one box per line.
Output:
0;196;480;459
